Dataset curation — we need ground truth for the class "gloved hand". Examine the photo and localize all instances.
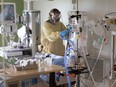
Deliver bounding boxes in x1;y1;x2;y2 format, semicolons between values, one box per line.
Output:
59;29;69;39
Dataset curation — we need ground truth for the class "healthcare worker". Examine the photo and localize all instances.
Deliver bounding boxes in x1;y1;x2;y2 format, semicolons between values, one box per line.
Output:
41;8;67;66
41;8;66;56
40;9;76;86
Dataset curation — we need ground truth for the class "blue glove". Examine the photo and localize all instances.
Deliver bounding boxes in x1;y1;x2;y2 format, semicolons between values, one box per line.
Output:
59;29;69;39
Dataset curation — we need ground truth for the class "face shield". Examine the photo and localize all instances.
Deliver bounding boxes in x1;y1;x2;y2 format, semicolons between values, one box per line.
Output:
50;13;61;22
53;14;61;20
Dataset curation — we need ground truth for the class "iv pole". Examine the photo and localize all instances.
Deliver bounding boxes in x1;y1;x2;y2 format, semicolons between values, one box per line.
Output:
75;1;97;87
1;0;6;74
77;0;78;11
75;0;80;87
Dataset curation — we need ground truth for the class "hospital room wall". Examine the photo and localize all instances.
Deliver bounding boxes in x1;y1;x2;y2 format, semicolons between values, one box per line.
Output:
33;0;116;60
33;0;76;25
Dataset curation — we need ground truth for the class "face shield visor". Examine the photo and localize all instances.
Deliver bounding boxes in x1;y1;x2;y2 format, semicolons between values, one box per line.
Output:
53;14;61;20
50;13;61;22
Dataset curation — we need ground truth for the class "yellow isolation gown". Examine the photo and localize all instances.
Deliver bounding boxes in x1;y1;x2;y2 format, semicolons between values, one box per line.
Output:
41;21;66;56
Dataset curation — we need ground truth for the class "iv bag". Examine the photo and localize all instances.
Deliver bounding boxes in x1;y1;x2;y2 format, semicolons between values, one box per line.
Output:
93;24;104;36
93;40;101;49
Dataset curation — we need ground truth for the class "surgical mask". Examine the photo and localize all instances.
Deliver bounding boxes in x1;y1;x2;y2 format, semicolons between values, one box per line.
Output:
53;14;61;20
50;13;61;21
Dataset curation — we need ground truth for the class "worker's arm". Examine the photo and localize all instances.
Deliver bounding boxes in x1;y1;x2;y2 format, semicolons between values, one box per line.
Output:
42;22;66;42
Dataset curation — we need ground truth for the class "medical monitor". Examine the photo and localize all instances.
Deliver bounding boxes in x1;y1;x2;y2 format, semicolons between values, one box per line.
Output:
0;3;16;25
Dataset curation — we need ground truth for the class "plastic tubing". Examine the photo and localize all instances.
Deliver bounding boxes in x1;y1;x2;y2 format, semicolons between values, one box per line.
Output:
64;44;75;87
60;31;75;87
81;45;97;87
90;38;103;78
64;47;75;87
1;0;6;73
86;37;103;87
64;48;72;87
111;79;116;87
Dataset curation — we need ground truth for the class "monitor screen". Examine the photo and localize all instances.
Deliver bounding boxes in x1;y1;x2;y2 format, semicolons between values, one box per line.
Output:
0;3;16;25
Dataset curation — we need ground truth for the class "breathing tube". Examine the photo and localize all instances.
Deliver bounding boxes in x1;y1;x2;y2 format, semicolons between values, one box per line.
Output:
60;29;75;87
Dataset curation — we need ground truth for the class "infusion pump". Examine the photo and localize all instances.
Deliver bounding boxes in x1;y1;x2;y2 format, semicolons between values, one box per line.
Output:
1;75;48;87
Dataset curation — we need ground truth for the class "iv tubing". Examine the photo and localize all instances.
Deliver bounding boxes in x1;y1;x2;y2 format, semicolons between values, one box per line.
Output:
1;0;6;73
81;46;97;87
60;32;75;87
111;79;116;87
0;0;6;86
89;38;103;79
64;41;75;87
64;47;74;87
86;36;104;87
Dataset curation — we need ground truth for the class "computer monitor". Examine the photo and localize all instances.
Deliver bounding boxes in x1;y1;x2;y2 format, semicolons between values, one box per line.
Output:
0;3;16;25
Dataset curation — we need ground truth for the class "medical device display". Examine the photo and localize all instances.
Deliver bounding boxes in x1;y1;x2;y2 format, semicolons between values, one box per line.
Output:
21;10;41;56
0;3;16;25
